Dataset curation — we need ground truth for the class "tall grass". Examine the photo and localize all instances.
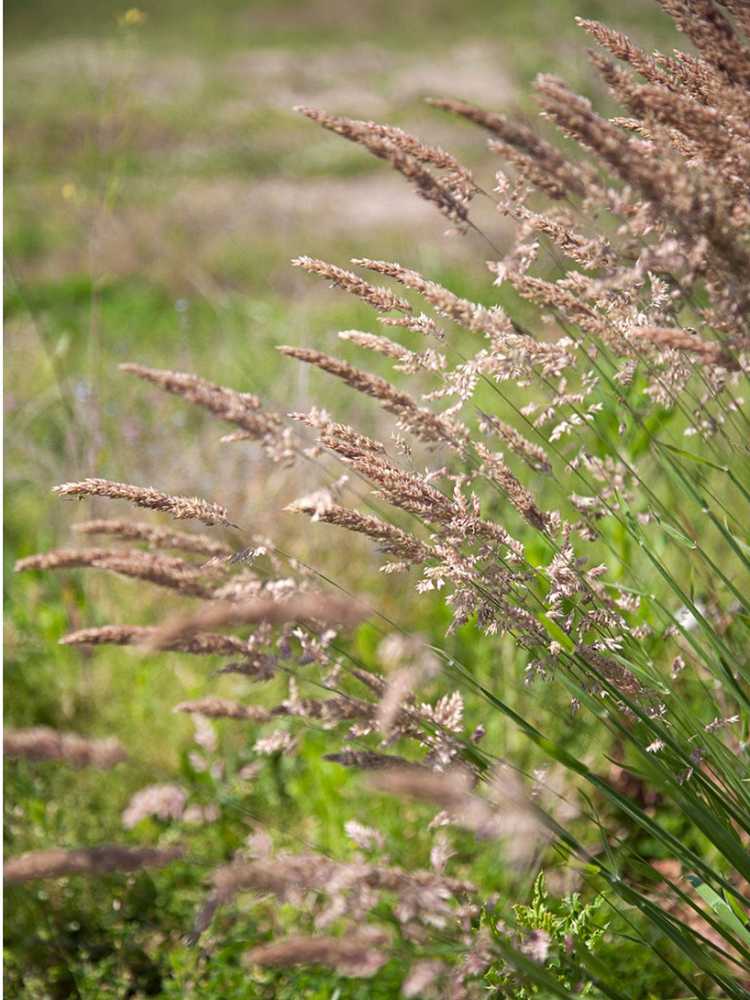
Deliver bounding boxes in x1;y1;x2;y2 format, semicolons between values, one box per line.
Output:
9;1;750;996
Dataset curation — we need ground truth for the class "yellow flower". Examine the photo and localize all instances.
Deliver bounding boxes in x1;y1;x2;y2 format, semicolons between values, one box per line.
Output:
117;8;146;28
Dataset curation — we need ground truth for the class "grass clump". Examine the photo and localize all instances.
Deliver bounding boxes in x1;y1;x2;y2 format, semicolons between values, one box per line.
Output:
7;1;750;996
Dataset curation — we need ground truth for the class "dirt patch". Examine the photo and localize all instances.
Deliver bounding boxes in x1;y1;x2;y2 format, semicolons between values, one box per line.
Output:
7;40;207;106
223;40;511;114
8;34;514;290
11;173;512;291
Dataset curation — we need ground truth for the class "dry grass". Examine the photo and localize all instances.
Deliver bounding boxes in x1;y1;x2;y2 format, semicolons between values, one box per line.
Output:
4;845;184;884
9;1;750;996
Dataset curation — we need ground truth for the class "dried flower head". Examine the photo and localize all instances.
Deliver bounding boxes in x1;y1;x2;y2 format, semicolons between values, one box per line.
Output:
295;107;473;228
4;728;127;768
292;256;412;312
16;547;218;598
174;698;271;722
73;519;232;558
121;784;188;828
4;845;183;883
152;592;366;648
52;479;233;528
244;930;390;978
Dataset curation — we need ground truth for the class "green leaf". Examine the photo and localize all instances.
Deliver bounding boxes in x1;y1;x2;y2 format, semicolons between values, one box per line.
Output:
657;520;696;549
685;876;750;950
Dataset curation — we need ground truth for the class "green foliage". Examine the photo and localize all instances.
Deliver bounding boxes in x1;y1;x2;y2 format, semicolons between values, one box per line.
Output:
484;873;607;998
514;875;606;958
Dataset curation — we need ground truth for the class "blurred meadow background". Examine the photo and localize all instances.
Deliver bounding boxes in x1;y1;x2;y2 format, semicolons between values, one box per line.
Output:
5;0;688;995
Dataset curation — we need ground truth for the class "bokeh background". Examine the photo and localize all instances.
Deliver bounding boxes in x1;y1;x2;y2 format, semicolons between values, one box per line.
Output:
5;1;681;995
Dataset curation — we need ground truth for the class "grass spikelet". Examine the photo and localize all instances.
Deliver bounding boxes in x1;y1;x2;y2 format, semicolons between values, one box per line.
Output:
152;593;367;648
372;766;547;864
119;364;277;435
575;17;677;90
477;412;551;472
323;749;420;771
72;519;233;558
630;325;745;368
4;845;184;884
295;107;472;228
173;698;272;722
427;96;596;199
352;257;513;338
60;625;264;660
4;728;127;768
244;931;390;978
279;345;464;447
659;0;750;89
474;442;549;531
120;366;294;461
338;330;444;373
16;547;219;597
291;256;412;312
52;479;234;528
